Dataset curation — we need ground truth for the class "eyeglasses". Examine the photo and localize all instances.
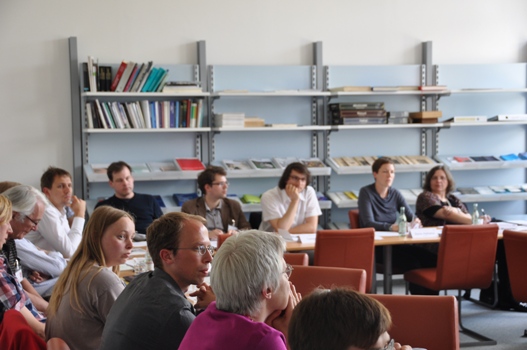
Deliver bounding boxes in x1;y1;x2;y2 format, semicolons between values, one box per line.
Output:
176;245;215;256
24;215;40;228
212;181;229;187
289;175;307;182
370;339;394;350
284;264;293;279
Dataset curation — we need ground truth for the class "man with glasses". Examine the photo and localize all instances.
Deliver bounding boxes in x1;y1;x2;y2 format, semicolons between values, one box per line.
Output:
101;212;216;350
2;184;66;311
260;162;321;234
96;161;162;234
182;166;250;240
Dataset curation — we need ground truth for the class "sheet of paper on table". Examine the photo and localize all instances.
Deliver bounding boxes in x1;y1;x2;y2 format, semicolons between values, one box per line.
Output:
408;227;442;239
278;229;317;243
375;231;400;240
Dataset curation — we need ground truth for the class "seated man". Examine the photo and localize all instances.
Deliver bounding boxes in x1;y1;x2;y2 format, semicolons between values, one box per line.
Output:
26;166;86;258
100;212;215;350
95;161;162;234
1;185;56;311
289;288;413;350
182;166;250;240
259;162;321;234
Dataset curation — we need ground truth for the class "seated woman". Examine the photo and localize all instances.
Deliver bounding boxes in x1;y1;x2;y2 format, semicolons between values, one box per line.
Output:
179;230;301;350
415;165;474;227
359;157;435;294
289;288;412;350
45;206;135;350
0;194;46;340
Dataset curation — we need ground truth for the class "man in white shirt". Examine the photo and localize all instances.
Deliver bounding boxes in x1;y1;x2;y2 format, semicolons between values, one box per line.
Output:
259;162;321;234
26;166;86;258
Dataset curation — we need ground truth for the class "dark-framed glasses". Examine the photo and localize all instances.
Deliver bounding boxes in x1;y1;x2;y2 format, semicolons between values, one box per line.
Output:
212;181;229;187
177;245;215;256
24;215;40;228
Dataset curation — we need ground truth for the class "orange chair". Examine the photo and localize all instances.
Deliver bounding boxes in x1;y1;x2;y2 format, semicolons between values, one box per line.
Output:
348;209;360;228
314;228;375;292
0;310;46;350
503;229;527;336
289;266;367;296
284;253;309;266
371;294;460;350
216;233;233;250
404;224;499;347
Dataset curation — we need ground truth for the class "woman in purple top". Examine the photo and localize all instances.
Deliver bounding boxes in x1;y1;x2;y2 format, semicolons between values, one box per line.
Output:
179;230;301;350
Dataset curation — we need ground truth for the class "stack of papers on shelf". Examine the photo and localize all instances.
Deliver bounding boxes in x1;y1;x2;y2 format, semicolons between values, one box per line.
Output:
214;113;245;127
147;162;179;172
250;158;276;169
278;229;317;243
473;186;494;195
129;163;150;173
223;159;254;170
500;153;520;161
90;163;109;174
446;116;487;123
272;157;299;169
300;158;326;168
244;117;266;127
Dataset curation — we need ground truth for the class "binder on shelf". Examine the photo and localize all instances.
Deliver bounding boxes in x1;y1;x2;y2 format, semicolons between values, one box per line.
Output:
174;158;206;171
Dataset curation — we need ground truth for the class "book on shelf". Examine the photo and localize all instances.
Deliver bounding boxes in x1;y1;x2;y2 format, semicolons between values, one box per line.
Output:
343;191;358;200
362;156;378;165
452;156;473;163
153;68;170;92
162;81;202;93
328;86;371;92
265;123;298;128
445;116;487;123
215;113;245;127
174;158;206;171
408;111;443;120
123;63;142;92
388;111;409;118
331;157;359;167
470;156;499;162
474;186;494;195
147;162;179;172
172;193;198;206
489;186;507;193
223;159;254;171
330;109;386;118
489;114;527;121
140;67;161;92
341;117;386;125
500;153;520;161
110;61;128;92
457;187;479;195
316;191;329;201
518;152;527;160
240;194;261;204
98;66;112;92
418;85;448;91
153;195;166;208
129;163;150;174
300;158;326;168
411;118;439;124
87;56;98;92
329;102;384;110
250;158;276;169
504;185;523;193
352;156;371;166
129;62;150;92
115;62;136;93
82;63;90;92
406;155;435;165
398;189;417;201
85;102;95;129
272;157;299;169
90;163;109;174
244;117;266;127
94;99;109;129
371;86;399;92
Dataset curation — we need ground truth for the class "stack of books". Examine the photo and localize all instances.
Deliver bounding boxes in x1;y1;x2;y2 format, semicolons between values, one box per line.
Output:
214;113;245;127
387;111;409;124
328;102;386;125
162;81;202;93
409;111;443;124
244;117;266;127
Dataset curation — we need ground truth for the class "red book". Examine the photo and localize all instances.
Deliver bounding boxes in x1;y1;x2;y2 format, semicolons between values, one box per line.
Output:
123;63;141;92
175;158;205;171
110;61;128;92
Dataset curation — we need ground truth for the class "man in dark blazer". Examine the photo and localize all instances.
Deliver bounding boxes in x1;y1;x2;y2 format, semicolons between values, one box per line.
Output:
182;166;250;240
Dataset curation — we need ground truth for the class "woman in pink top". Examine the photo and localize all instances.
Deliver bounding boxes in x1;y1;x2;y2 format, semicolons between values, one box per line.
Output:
179;230;301;350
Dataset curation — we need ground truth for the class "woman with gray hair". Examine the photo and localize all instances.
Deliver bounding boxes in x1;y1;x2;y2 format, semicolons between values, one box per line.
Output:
179;230;301;350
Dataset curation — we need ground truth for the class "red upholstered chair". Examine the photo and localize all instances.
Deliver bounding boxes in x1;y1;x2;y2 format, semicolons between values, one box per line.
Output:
371;294;460;350
284;253;309;266
289;266;367;296
216;233;233;250
404;224;499;347
314;228;375;292
503;229;527;336
348;209;360;228
0;310;46;350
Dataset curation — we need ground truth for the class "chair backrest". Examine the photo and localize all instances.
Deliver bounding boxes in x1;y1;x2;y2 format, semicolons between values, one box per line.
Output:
435;224;498;290
0;310;47;350
314;228;375;292
348;209;360;229
284;253;309;266
503;229;527;301
47;338;71;350
216;233;233;250
289;266;367;295
370;294;460;350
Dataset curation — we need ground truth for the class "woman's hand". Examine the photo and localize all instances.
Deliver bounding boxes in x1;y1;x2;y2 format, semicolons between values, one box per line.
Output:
189;282;216;310
394;342;413;349
265;282;301;337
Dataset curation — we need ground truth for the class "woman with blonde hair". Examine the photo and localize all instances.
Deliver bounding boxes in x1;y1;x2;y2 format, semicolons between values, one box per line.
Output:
46;206;134;350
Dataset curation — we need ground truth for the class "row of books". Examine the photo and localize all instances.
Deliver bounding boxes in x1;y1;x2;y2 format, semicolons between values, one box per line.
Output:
454;185;527;195
328;85;448;93
329;102;386;125
329;155;436;168
223;157;326;171
91;158;206;175
447;153;527;163
86;99;204;129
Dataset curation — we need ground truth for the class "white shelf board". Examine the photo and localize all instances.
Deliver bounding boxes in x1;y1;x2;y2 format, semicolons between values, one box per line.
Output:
212;90;330;97
330;90;451;97
457;192;527;203
213;125;331;132
225;166;331;179
436;155;527;171
449;88;527;94
327;159;437;175
336;123;444;130
85;127;210;134
84;164;201;183
444;121;527;127
83;92;210;98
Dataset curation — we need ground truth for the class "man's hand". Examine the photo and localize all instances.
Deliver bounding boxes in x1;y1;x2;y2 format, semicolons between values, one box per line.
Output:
28;271;50;284
70;195;86;218
284;184;300;202
208;229;223;240
189;282;216;310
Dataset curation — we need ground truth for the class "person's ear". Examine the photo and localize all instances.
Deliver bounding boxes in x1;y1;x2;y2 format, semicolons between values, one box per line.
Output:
159;249;175;264
262;287;272;299
42;187;51;197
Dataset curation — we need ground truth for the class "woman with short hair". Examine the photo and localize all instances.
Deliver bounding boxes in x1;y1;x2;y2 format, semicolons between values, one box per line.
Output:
179;230;301;350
